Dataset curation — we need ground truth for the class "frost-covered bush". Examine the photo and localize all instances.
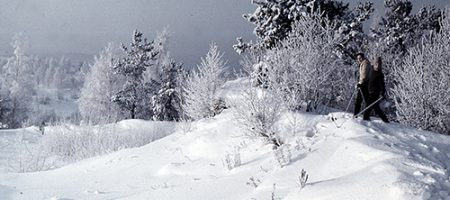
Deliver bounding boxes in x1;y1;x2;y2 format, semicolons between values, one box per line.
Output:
298;169;309;189
246;176;262;188
369;1;443;105
223;147;241;170
183;43;227;120
265;13;353;112
9;145;53;173
8;130;53;172
233;87;283;148
8;121;174;172
38;121;175;164
274;144;291;167
392;10;450;134
251;62;270;88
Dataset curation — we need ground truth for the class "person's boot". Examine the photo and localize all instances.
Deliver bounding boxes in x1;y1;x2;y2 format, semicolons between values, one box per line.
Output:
375;108;389;123
363;109;371;121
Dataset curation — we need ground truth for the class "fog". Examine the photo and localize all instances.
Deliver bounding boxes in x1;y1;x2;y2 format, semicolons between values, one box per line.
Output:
0;0;447;68
0;0;255;67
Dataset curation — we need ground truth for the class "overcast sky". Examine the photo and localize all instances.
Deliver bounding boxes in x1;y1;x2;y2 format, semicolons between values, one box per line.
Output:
0;0;448;67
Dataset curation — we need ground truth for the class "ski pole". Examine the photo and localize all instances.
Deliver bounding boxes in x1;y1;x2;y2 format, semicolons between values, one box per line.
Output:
358;87;366;104
344;89;357;113
354;96;384;117
330;89;357;128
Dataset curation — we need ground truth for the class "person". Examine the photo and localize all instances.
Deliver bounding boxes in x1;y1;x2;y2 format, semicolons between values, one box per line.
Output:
353;53;372;118
364;56;389;122
39;121;45;135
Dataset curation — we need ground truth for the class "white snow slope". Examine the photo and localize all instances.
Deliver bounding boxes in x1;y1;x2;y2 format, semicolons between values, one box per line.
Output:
0;79;449;200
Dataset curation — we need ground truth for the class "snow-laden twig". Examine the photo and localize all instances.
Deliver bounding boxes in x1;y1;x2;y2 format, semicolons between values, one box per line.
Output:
298;169;309;189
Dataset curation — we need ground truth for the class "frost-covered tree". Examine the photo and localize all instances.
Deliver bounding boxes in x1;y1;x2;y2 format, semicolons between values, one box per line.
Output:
335;1;373;60
112;30;158;119
369;1;443;117
43;58;57;87
237;0;373;57
0;33;35;128
265;13;351;112
392;10;450;135
152;60;184;121
370;0;442;58
0;90;11;128
183;43;227;120
240;0;348;48
138;29;173;119
79;43;125;124
144;28;171;84
52;57;72;89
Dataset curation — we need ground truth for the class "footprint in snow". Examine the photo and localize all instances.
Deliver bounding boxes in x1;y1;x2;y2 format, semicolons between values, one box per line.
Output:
384;142;394;148
414;135;427;142
418;143;429;149
431;147;440;153
171;162;186;167
105;157;123;165
317;123;328;129
367;128;376;134
373;135;384;140
48;197;74;200
85;190;108;194
424;174;436;184
305;129;315;137
413;170;424;177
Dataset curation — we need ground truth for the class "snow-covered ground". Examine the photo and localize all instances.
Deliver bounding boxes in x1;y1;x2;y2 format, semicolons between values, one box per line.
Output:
0;79;449;200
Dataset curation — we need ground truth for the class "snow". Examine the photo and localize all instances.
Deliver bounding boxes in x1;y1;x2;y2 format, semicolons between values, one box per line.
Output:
0;79;449;200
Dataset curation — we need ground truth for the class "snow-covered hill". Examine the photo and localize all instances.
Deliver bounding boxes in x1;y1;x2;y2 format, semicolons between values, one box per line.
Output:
0;79;449;200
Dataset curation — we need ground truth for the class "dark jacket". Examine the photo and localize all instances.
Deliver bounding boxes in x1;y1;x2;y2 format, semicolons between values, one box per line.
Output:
368;69;386;96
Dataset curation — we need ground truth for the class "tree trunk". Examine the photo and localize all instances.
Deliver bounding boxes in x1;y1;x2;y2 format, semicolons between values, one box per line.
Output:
131;103;136;119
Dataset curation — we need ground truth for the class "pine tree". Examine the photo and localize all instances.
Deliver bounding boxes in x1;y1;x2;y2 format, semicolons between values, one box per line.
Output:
183;43;226;120
79;43;125;124
236;0;373;56
138;29;172;119
371;0;442;57
112;30;158;119
152;61;184;121
242;0;346;48
335;1;373;60
144;28;171;85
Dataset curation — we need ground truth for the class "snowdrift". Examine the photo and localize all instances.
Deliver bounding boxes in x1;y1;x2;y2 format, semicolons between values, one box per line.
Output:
0;79;449;200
